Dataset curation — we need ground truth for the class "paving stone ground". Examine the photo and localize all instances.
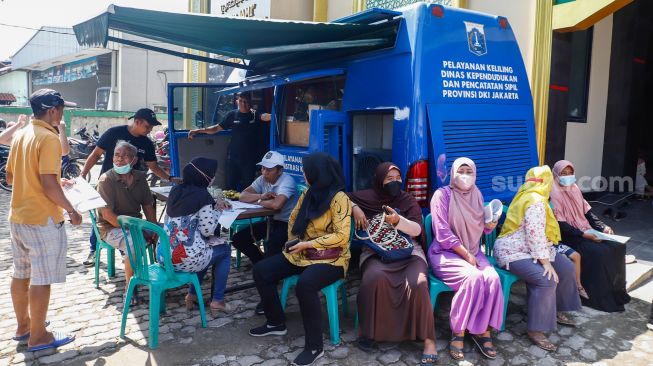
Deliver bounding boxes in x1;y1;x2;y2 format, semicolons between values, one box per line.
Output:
0;189;652;366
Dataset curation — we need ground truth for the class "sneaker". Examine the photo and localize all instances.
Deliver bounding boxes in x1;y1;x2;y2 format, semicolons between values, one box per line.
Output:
292;348;324;366
249;323;287;337
83;251;96;267
255;302;265;315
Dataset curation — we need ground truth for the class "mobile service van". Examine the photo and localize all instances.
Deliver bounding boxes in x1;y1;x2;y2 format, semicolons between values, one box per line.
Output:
74;2;538;205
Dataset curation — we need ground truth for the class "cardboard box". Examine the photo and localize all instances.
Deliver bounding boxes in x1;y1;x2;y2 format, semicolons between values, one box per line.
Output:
285;120;310;146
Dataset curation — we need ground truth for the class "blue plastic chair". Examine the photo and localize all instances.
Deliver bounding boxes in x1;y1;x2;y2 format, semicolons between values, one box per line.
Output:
89;210;116;288
424;214;455;310
118;216;207;349
482;206;519;331
279;218;352;345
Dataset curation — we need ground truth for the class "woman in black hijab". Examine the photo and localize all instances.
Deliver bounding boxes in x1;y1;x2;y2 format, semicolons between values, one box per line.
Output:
348;162;437;365
162;157;232;317
250;152;352;366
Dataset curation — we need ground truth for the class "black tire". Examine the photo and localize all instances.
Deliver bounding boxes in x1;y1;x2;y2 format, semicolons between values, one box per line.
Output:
0;164;12;192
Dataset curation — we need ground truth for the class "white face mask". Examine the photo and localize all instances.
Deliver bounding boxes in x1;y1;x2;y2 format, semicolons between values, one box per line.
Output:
454;173;474;190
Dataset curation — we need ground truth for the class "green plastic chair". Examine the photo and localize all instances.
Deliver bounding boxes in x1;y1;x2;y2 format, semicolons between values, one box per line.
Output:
88;210;116;288
424;214;455;310
232;217;265;268
279;219;353;345
482;204;519;331
117;216;207;349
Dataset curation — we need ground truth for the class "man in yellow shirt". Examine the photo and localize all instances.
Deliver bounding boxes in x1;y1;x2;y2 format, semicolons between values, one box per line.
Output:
7;89;82;352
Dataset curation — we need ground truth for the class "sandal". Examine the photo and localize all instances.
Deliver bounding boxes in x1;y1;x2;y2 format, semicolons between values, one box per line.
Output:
448;334;465;361
355;337;377;352
123;289;139;308
470;334;497;359
185;294;199;311
528;332;557;352
209;302;233;317
556;313;576;327
420;353;439;365
578;286;589;299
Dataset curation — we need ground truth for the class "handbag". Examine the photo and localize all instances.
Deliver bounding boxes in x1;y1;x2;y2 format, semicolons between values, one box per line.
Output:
355;210;413;262
284;238;342;261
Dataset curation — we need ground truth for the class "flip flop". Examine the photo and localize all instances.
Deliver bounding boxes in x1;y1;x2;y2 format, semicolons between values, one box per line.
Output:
470;334;497;359
449;334;465;361
12;320;50;342
26;331;75;352
420;353;439;365
578;286;589;299
556;313;576;327
528;333;557;352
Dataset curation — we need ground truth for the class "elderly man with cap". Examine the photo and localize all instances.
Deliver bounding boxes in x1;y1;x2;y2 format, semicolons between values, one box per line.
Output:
7;89;81;352
80;108;180;267
232;151;298;312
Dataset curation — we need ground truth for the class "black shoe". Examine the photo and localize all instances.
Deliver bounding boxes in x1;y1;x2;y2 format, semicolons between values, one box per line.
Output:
83;251;96;267
249;323;287;337
255;302;265;315
292;348;324;366
355;337;377;352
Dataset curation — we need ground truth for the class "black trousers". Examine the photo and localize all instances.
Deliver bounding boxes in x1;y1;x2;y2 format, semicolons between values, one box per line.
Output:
253;253;343;350
225;156;256;191
232;220;288;264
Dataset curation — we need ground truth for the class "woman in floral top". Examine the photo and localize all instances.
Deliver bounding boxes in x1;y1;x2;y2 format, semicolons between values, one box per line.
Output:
161;157;231;317
493;166;581;352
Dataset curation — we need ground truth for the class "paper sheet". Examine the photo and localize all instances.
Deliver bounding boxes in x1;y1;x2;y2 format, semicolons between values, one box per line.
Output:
228;200;263;210
151;186;172;198
218;209;246;228
63;177;107;212
584;229;630;244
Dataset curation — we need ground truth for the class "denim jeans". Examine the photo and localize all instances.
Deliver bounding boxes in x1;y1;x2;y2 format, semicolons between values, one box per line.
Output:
189;244;231;301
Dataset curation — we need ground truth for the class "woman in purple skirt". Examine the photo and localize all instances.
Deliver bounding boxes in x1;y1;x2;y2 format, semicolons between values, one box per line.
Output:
493;166;581;352
429;158;504;361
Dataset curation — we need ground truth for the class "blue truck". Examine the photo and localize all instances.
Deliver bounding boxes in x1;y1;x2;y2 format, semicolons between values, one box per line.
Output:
75;2;538;205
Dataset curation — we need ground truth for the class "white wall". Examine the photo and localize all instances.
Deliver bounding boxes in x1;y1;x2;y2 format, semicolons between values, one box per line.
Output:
0;71;29;106
564;15;613;190
271;0;314;20
467;0;536;84
327;0;354;21
117;43;183;112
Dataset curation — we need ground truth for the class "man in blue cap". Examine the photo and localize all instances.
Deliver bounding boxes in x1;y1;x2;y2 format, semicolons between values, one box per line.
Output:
80;108;180;266
8;89;81;352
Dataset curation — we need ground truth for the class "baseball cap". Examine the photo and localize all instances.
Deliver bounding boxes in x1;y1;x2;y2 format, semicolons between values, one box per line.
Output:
128;108;161;126
257;151;285;169
29;89;77;113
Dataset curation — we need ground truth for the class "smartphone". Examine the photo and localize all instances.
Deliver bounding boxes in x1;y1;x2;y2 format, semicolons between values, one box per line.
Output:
284;238;300;253
382;205;393;215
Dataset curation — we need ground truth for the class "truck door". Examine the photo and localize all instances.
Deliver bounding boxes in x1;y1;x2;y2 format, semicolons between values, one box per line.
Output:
309;109;350;188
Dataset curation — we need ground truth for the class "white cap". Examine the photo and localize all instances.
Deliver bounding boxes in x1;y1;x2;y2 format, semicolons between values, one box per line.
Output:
257;151;285;169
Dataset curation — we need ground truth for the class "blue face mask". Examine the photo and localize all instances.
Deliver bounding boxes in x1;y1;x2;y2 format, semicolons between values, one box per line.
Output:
559;175;576;186
113;160;134;175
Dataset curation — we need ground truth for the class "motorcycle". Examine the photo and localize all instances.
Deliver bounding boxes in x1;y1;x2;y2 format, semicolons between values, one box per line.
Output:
69;126;100;161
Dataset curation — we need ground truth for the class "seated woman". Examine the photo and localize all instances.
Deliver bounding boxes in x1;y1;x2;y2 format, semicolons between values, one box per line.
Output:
249;152;351;366
428;157;504;361
493;166;581;352
349;162;438;366
162;157;232;317
551;160;630;312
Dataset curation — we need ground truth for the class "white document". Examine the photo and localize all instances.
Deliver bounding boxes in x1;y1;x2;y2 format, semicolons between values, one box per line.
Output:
228;200;263;210
218;209;246;228
484;199;503;223
63;177;107;212
584;229;630;244
151;186;173;198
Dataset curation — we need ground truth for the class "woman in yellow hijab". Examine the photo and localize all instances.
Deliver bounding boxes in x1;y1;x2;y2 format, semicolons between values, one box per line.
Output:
493;166;581;352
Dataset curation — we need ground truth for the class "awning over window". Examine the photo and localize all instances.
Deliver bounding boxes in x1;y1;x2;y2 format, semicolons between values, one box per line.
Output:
73;5;399;75
0;93;16;103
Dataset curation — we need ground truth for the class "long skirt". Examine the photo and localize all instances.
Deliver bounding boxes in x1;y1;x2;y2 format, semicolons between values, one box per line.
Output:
357;255;436;342
567;239;630;312
508;252;582;332
431;251;504;334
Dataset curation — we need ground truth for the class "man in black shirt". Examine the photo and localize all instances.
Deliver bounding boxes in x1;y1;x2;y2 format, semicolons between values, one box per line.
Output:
188;93;271;190
80;108;180;266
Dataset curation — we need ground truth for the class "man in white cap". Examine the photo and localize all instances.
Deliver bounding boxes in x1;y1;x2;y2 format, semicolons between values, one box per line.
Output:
233;151;298;314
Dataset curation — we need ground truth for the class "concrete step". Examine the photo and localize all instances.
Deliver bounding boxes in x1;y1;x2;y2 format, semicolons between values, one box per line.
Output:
626;260;653;292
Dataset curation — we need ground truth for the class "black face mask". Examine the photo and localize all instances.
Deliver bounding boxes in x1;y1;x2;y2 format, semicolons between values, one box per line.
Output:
383;181;402;197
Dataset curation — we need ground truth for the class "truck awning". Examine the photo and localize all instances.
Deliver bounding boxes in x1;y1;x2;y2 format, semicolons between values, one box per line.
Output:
73;5;399;75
